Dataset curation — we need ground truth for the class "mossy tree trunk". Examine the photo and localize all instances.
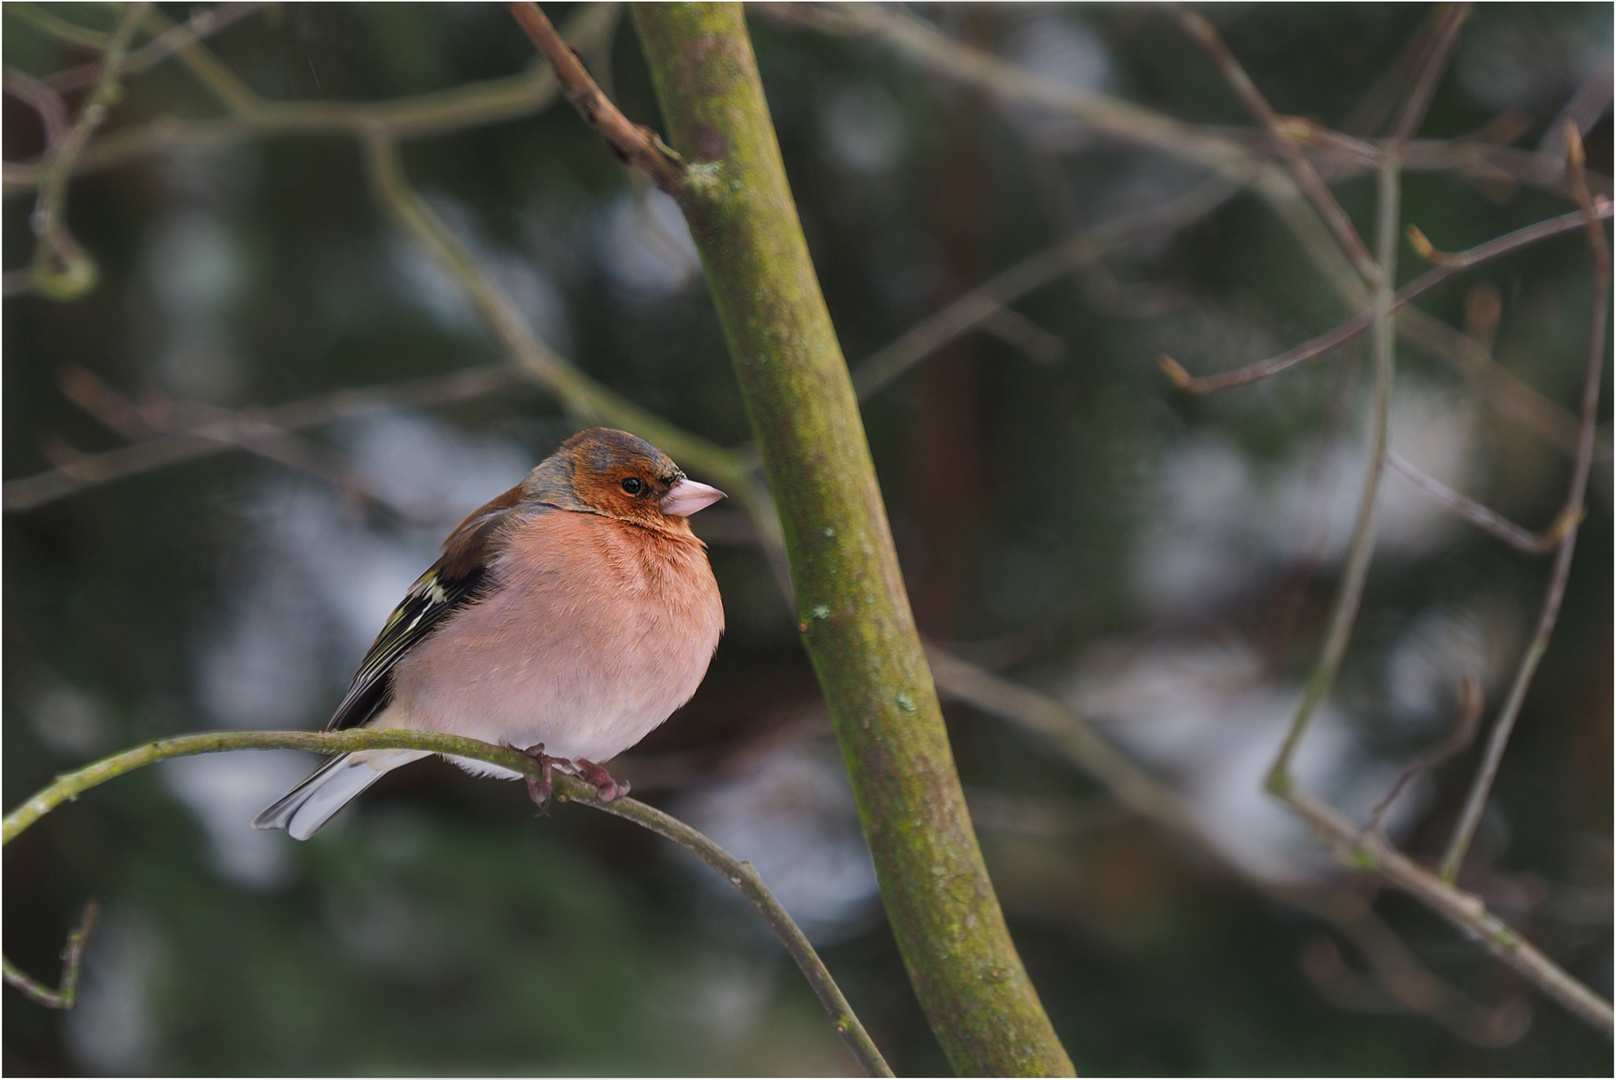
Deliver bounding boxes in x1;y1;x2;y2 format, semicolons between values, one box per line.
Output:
632;5;1075;1075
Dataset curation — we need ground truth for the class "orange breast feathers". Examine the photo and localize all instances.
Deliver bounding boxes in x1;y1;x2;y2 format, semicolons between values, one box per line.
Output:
383;507;724;764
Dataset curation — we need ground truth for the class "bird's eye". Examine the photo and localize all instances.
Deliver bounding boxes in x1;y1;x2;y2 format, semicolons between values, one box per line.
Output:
620;477;644;495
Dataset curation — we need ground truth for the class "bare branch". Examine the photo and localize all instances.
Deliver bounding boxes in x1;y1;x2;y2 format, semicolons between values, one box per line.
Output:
1342;5;1460;138
5;2;109;48
857;178;1238;398
1388;453;1574;554
1387;3;1471;146
1;728;893;1077
3;364;525;512
1170;4;1380;285
1264;149;1403;794
44;3;265;98
54;367;452;526
506;2;685;194
1397;306;1605;462
1163;204;1613;394
20;2;148;300
1;4;625;196
1;902;98;1010
925;642;1612;1033
1302;906;1532;1046
1365;675;1485;833
1286;788;1612;1033
1441;125;1612;884
3;67;69;146
1538;60;1614;158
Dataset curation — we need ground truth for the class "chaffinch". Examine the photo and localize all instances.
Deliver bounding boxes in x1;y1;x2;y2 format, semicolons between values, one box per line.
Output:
253;427;726;840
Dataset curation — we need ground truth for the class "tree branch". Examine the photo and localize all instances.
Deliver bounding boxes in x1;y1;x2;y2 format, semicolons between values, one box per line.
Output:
1;728;892;1077
1388;453;1575;555
1440;126;1612;883
1265;147;1401;793
2;903;97;1010
506;2;685;194
924;643;1613;1035
45;3;265;96
1161;204;1612;394
854;178;1238;399
20;1;147;300
1170;4;1380;285
1;3;624;196
3;364;524;512
1386;3;1470;146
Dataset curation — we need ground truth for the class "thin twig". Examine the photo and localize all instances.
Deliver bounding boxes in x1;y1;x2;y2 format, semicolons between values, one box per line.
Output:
1341;5;1453;138
45;3;265;97
5;2;110;48
1538;60;1614;158
128;2;262;114
3;364;526;512
1;4;624;196
23;2;147;300
1161;204;1614;394
1386;4;1470;146
1266;139;1401;795
55;367;452;526
1170;4;1380;285
975;308;1066;367
359;134;749;490
924;642;1612;1033
1402;138;1612;202
1303;905;1531;1046
3;67;69;146
1;728;893;1077
586;797;892;1076
1387;452;1573;555
1397;305;1604;461
1;902;98;1010
1286;788;1612;1033
1365;675;1485;833
506;2;685;194
854;178;1238;399
925;644;1219;849
1440;126;1612;883
761;4;1267;183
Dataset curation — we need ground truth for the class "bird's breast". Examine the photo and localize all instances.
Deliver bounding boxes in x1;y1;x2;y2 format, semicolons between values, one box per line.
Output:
387;508;722;763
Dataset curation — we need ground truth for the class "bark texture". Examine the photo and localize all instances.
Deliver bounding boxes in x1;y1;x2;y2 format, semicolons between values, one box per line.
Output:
632;5;1074;1074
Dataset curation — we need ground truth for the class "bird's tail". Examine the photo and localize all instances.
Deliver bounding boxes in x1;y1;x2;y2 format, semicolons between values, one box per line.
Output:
252;749;428;840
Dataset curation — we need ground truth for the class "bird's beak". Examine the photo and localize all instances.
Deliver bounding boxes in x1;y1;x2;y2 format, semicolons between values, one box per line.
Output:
661;478;726;517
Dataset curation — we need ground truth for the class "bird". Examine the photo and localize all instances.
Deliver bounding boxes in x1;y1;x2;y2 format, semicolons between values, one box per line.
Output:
253;427;726;840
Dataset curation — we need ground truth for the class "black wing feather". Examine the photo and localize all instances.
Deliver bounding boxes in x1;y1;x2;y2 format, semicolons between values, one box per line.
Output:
325;560;487;731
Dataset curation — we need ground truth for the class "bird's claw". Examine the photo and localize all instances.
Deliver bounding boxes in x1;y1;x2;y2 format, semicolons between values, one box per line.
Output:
575;758;630;802
503;741;567;810
502;744;627;806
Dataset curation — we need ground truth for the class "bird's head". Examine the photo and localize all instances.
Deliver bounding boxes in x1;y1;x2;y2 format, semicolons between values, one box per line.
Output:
524;427;725;532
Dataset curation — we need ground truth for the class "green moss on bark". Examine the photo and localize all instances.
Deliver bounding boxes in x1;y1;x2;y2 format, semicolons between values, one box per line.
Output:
632;5;1074;1074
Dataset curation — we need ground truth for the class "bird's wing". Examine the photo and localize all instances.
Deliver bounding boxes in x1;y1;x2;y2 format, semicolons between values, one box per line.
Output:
325;558;486;730
326;486;527;731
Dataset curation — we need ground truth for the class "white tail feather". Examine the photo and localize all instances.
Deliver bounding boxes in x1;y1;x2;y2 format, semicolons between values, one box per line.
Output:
252;749;428;840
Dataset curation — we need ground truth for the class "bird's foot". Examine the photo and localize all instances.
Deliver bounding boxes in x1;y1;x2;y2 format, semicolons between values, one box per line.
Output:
503;742;570;809
574;758;630;802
